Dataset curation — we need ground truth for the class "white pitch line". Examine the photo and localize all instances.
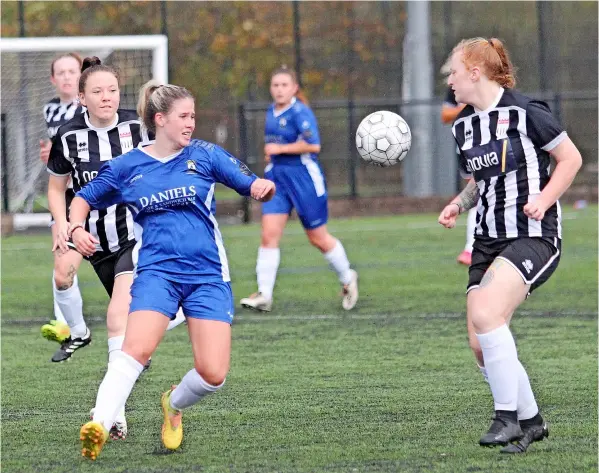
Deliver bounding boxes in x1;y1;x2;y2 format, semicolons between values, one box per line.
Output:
1;243;51;252
4;309;595;326
233;309;596;322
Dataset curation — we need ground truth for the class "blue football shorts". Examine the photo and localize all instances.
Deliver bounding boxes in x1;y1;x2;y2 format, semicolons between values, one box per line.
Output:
129;271;234;324
262;157;329;230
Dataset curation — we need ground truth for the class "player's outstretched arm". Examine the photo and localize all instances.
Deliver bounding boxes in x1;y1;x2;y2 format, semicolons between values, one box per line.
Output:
66;162;122;256
438;179;478;229
210;145;275;201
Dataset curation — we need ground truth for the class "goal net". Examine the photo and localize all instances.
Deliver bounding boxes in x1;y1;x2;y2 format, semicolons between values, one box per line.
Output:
0;35;168;227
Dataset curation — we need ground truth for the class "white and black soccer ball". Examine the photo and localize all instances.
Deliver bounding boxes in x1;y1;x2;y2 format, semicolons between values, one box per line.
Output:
355;111;411;167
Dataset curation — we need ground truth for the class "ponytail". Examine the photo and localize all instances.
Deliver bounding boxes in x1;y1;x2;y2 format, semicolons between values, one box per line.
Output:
137;79;194;134
295;88;309;105
137;80;163;133
452;37;516;89
487;38;516;88
79;56;120;93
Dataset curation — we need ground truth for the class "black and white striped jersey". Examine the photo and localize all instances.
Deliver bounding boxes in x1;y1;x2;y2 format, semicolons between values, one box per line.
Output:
43;97;85;140
452;88;566;240
47;110;152;254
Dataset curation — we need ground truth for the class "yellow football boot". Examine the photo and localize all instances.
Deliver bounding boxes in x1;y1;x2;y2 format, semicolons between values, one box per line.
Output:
161;387;183;450
80;421;108;461
41;320;70;343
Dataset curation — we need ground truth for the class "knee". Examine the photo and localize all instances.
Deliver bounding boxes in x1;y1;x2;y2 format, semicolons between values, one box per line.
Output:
261;229;280;248
307;232;323;250
106;305;128;336
54;264;76;290
194;363;228;387
122;345;151;366
468;292;502;333
308;232;333;252
469;305;489;333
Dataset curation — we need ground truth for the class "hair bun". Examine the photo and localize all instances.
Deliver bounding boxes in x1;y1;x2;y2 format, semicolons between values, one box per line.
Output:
81;56;102;73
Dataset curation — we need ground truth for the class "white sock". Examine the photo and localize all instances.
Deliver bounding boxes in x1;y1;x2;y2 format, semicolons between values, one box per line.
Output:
479;356;538;419
52;271;67;324
107;335;127;422
465;208;476;252
108;335;125;362
92;351;143;431
478;364;489;384
476;324;519;411
516;360;539;420
256;247;280;300
114;406;126;423
167;308;186;331
323;239;353;285
54;274;86;338
170;369;224;411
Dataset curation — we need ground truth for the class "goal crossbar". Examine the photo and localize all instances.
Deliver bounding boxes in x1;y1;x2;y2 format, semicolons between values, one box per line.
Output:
0;35;168;83
1;35;168;228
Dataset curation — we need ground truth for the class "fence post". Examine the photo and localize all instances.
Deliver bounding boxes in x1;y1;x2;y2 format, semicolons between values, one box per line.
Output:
160;0;172;82
18;1;25;37
401;1;434;197
553;93;562;124
293;1;302;86
1;114;9;212
238;103;251;224
347;99;357;198
536;1;550;92
347;3;357;198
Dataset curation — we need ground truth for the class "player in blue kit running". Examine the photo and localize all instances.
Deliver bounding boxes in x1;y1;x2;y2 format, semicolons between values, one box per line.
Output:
58;81;275;460
240;67;358;312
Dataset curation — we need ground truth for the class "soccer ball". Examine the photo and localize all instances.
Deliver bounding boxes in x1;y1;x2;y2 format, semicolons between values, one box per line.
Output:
355;111;411;167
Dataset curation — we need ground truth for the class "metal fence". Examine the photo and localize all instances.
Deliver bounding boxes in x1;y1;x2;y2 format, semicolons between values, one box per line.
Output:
2;1;597;219
3;2;597;103
238;91;598;200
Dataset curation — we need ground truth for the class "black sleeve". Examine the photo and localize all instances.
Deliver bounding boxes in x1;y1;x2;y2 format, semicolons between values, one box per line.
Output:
526;100;567;151
444;88;458;106
47;135;72;176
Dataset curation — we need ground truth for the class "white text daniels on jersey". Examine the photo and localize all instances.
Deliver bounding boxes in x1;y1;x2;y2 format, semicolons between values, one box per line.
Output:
138;186;197;212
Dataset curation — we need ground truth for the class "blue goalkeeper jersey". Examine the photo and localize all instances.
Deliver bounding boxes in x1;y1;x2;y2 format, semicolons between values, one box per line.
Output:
76;139;257;283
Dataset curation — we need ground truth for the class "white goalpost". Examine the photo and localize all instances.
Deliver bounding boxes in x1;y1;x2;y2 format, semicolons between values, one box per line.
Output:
0;35;168;230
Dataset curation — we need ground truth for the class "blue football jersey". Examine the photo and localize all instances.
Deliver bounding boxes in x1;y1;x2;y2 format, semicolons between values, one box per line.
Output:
264;97;320;164
76;139;257;283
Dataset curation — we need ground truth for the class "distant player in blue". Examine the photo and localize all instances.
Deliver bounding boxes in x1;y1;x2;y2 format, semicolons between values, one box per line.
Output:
240;67;358;312
59;81;275;460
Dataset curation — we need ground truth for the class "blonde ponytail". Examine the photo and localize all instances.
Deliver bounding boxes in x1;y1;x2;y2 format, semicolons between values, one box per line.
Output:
136;80;193;134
